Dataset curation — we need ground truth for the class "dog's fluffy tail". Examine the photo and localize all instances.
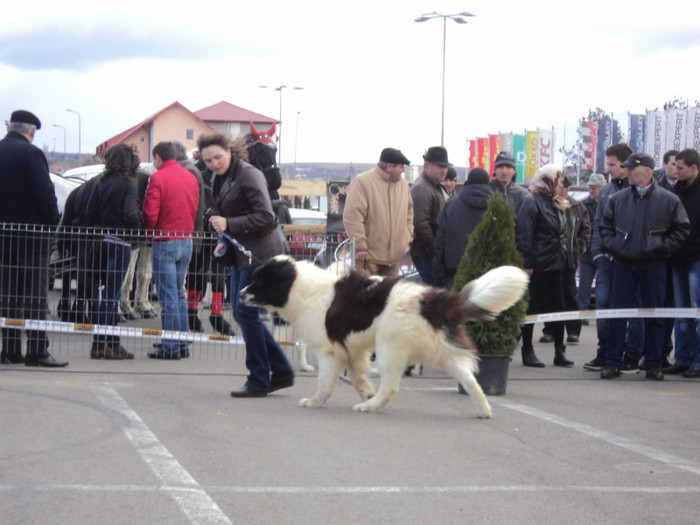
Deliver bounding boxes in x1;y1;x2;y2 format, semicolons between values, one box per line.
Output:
459;266;529;322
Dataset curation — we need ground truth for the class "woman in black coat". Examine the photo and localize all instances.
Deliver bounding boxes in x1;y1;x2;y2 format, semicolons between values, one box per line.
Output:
85;144;141;359
516;164;573;368
197;131;293;398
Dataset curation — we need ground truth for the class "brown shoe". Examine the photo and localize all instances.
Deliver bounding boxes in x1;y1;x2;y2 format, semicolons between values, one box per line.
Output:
106;344;135;359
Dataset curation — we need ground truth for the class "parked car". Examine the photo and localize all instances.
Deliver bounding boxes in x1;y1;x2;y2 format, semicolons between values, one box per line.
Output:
50;171;83;220
284;208;327;265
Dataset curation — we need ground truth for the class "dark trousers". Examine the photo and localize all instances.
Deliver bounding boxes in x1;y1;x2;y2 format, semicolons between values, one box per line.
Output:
544;266;581;337
1;243;51;357
522;270;565;351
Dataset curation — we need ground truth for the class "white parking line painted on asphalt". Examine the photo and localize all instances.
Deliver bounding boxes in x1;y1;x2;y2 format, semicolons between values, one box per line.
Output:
2;483;700;495
90;382;232;525
490;398;700;477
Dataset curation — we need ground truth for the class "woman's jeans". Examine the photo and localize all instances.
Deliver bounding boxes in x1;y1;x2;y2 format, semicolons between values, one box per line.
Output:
230;263;294;391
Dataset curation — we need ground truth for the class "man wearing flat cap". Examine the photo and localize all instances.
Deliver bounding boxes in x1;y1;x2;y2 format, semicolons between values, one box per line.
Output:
343;147;414;277
598;152;689;381
409;146;451;285
0;110;67;367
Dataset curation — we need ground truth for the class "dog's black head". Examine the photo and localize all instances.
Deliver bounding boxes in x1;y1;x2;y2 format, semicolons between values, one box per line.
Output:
239;256;297;309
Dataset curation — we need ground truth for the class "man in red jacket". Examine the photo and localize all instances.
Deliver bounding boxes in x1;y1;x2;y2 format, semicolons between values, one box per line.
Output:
142;141;199;359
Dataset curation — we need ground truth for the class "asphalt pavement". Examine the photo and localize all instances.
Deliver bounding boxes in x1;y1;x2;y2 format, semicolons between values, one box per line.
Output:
1;320;699;525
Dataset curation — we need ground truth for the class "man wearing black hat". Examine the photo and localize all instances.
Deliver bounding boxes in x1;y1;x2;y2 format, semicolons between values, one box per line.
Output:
599;152;689;381
443;167;457;198
434;168;493;288
490;151;528;220
0;110;68;367
343;148;414;277
410;146;451;285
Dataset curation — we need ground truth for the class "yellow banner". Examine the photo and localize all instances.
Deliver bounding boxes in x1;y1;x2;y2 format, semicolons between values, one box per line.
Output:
525;131;538;179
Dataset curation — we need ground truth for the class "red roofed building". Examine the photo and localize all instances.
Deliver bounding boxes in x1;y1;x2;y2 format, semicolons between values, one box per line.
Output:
96;101;213;162
96;101;276;162
194;101;276;138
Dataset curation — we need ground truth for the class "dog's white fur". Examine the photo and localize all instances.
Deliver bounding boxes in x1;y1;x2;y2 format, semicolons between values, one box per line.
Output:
242;256;528;418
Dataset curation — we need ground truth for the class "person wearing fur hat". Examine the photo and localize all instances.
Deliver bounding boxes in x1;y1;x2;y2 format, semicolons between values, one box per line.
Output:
490;151;528;221
516;164;573;368
1;110;68;367
434;168;493;288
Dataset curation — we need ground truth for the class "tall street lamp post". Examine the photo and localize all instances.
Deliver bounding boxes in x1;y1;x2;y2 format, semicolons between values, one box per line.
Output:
259;85;304;168
66;108;81;160
53;124;67;164
415;11;475;147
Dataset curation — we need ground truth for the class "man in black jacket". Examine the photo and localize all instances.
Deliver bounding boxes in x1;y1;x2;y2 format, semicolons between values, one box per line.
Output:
666;148;700;378
0;110;68;367
599;153;689;380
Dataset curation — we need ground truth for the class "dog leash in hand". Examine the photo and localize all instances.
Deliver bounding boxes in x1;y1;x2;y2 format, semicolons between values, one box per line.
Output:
208;222;254;265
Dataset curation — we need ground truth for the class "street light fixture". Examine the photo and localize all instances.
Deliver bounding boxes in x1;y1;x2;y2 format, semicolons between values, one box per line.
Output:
415;11;475;146
53;123;67;164
66;108;81;160
259;84;304;167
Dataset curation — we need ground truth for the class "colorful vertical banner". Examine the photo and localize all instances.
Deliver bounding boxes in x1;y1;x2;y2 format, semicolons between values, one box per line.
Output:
468;140;477;170
628;114;646;153
537;128;554;168
525;131;538;179
645;110;667;168
488;134;500;174
581;122;598;172
666;108;688;152
688;107;700;151
513;134;527;182
477;137;489;172
595;119;617;174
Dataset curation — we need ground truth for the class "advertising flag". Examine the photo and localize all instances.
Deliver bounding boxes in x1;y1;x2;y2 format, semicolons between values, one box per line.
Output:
526;131;538;179
688;107;700;151
666;108;688;152
469;139;477;169
581;122;598;172
477;137;489;171
500;133;514;156
513;134;527;182
489;134;501;174
537;128;554;168
628;114;646;153
596;119;617;174
645;110;667;168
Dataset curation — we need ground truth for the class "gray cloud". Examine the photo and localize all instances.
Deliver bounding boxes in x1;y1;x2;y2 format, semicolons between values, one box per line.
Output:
626;27;700;55
0;22;234;71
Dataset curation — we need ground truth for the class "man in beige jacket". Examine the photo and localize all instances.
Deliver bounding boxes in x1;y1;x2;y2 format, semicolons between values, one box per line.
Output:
343;148;414;277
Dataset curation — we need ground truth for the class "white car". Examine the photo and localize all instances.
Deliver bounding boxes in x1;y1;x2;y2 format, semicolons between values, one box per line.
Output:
50;171;83;218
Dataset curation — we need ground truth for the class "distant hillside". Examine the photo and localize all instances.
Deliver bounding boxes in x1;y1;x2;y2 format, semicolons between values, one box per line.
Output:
280;163;375;181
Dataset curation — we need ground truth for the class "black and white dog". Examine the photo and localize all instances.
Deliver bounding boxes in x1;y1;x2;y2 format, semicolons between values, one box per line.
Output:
240;256;528;418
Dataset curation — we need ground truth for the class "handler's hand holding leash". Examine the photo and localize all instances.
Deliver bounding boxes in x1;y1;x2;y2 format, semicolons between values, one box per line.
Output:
208;216;253;266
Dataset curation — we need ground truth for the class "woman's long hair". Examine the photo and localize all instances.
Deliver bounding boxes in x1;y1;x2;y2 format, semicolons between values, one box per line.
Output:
100;143;140;180
197;131;249;162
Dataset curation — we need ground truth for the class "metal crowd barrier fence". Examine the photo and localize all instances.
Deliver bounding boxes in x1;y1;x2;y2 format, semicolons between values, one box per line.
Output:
0;223;350;363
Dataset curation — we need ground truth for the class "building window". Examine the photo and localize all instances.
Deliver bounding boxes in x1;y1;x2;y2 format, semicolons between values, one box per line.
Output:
186;129;194;140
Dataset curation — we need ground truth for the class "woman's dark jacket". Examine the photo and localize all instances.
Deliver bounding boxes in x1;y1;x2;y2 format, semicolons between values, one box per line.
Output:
85;172;141;233
516;192;566;272
434;184;493;280
211;158;288;269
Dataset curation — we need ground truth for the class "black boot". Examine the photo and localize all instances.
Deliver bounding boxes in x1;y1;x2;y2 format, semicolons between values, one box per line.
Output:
554;346;574;367
522;347;545;368
188;309;203;332
210;314;235;335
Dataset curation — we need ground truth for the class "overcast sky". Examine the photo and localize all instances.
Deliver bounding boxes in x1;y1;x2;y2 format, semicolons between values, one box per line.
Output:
2;0;700;165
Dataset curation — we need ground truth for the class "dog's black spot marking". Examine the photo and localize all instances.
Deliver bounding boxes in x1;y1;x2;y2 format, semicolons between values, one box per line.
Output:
325;271;398;346
244;258;297;308
419;287;492;341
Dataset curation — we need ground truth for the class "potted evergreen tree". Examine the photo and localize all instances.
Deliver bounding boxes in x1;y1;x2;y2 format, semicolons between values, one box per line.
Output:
452;193;528;395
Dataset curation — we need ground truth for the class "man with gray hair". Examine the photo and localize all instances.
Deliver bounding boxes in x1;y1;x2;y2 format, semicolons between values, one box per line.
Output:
0;110;68;367
576;173;606;318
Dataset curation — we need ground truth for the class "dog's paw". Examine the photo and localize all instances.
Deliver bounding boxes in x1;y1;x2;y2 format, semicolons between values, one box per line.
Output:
299;364;315;372
352;401;379;413
299;397;324;408
477;406;493;419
